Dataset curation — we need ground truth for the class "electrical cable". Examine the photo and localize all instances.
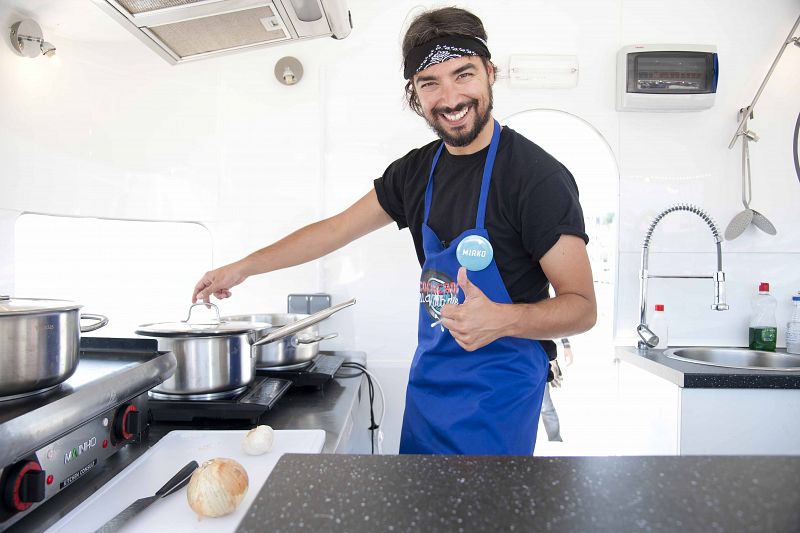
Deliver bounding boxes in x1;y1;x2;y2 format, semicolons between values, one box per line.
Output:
337;364;377;453
338;362;385;454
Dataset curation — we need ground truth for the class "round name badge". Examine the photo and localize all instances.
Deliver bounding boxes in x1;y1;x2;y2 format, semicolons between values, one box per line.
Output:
456;235;494;271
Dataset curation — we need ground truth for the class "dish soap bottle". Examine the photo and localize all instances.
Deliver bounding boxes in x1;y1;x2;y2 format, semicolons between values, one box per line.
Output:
650;304;669;349
786;292;800;355
749;282;777;352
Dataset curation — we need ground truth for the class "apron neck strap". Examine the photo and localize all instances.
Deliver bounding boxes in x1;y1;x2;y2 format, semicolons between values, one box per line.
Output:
475;119;501;229
423;119;502;230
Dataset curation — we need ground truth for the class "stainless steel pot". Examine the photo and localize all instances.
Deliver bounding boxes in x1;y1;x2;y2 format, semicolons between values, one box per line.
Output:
135;302;272;397
136;299;356;396
249;299;356;367
0;295;108;398
221;313;338;369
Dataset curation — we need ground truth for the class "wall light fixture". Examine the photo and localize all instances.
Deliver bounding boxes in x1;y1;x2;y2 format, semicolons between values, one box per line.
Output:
275;56;303;85
9;19;56;58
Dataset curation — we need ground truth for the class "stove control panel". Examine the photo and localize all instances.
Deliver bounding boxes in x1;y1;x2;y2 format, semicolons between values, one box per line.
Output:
0;393;149;529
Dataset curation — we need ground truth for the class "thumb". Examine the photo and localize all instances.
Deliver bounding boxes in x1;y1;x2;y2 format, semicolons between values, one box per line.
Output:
457;267;483;300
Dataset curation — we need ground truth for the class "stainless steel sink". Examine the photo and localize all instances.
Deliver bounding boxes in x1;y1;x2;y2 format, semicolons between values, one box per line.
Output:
663;347;800;371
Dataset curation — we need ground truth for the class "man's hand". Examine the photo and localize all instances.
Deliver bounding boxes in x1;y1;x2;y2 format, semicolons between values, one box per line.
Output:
564;346;574;366
439;267;512;352
192;261;249;303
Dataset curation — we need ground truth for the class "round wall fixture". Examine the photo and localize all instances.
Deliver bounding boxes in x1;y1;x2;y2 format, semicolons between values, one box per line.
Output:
274;56;303;86
10;20;44;58
9;19;56;58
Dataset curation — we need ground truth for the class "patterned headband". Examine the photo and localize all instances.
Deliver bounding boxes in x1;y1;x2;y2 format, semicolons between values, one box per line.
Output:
403;35;491;80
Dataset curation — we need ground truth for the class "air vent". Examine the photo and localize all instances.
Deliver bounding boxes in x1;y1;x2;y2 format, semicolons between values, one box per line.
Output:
93;0;351;64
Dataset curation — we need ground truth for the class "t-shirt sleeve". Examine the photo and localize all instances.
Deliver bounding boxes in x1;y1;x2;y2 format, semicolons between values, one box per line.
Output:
520;165;589;261
373;157;409;230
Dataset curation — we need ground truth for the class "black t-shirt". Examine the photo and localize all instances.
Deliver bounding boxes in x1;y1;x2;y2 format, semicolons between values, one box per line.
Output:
373;126;588;356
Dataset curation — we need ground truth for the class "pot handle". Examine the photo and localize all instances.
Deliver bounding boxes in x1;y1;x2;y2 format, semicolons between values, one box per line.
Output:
296;332;338;345
80;314;109;332
253;299;355;346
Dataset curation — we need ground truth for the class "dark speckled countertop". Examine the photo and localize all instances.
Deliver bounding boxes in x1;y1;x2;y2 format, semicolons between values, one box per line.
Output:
616;346;800;388
237;454;800;532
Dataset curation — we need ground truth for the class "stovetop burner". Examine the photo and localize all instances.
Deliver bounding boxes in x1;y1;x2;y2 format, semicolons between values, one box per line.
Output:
148;385;249;401
147;376;292;424
257;353;345;389
0;337;176;530
0;384;60;403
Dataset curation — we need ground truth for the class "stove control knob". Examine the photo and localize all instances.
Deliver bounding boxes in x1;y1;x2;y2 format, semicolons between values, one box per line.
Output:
112;404;143;443
2;461;45;512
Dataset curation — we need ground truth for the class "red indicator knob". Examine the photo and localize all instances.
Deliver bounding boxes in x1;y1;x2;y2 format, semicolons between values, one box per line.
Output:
2;461;45;512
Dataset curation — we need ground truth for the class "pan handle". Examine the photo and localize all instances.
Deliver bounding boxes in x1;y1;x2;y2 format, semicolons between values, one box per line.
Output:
80;314;109;332
253;299;355;347
295;332;338;345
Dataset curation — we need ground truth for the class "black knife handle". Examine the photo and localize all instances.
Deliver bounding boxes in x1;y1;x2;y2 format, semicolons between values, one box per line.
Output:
155;460;199;498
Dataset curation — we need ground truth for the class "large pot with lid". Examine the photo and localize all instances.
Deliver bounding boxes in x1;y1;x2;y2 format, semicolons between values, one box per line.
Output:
136;299;356;397
135;302;271;397
0;295;108;398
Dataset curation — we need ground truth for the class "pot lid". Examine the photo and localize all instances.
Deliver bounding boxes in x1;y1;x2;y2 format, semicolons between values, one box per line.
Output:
135;319;272;337
135;302;272;338
0;296;82;315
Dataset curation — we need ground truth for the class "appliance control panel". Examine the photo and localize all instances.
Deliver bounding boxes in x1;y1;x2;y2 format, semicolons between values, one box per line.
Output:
0;393;149;529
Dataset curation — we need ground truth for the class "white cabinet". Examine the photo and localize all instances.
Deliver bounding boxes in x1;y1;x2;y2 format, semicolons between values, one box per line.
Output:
618;359;800;455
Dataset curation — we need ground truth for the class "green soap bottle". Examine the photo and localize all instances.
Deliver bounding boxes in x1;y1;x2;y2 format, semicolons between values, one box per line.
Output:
749;282;777;352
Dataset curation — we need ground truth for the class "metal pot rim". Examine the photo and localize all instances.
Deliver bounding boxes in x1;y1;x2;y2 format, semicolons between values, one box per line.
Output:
0;296;82;316
135;320;272;338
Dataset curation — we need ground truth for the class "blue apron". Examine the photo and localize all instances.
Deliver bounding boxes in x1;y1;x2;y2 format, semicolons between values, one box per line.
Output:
399;120;549;455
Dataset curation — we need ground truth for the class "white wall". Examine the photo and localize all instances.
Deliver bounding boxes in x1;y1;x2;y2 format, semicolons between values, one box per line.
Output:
2;0;799;453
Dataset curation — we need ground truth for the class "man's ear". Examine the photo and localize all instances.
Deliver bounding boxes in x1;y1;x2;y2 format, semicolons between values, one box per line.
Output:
484;58;496;85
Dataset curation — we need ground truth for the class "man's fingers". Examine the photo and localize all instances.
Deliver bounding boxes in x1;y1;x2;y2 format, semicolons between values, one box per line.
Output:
192;275;216;303
457;267;483;299
439;303;458;319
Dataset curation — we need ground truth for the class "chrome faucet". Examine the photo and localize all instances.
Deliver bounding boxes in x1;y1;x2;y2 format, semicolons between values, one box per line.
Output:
637;204;729;350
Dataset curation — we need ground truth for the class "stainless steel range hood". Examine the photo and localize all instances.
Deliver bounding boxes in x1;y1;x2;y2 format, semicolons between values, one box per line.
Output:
93;0;352;64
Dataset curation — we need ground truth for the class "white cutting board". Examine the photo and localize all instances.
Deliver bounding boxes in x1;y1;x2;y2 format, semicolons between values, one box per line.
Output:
46;429;325;533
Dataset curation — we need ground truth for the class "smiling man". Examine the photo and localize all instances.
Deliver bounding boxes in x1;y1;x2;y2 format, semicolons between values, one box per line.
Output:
192;7;596;456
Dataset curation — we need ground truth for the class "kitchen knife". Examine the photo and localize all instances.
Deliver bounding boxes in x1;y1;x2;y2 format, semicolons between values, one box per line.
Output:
94;460;199;533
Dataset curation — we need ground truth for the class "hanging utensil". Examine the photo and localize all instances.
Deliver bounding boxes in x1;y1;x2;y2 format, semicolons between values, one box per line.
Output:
725;119;776;240
725;14;797;239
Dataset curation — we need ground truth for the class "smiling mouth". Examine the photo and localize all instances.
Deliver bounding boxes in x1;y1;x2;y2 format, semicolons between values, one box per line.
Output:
440;105;471;124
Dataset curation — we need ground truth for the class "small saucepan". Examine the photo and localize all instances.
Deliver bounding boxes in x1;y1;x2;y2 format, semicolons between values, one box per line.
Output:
222;313;338;369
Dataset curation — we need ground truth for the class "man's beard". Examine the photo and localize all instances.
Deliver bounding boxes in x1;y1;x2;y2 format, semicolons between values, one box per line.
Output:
425;89;493;148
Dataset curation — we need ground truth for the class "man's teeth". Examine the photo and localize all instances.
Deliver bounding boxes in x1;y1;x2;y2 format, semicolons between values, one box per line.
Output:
443;107;469;121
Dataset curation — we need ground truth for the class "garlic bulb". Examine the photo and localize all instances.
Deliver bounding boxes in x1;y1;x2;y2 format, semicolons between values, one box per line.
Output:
186;458;248;517
242;425;274;455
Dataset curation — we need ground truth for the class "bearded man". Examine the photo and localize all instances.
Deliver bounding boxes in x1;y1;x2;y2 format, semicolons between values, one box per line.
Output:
193;7;596;455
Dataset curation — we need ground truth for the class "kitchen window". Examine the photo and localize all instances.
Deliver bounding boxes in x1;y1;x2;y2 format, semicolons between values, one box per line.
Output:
14;214;212;338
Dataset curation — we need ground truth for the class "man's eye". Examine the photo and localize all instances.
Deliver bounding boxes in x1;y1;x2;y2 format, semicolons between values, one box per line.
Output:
457;72;474;80
420;82;436;90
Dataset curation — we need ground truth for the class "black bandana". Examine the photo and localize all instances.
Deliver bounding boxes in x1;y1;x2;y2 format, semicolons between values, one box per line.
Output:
403;35;491;80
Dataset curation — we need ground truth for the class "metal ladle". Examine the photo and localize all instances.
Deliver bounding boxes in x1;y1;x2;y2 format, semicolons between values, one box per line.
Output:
725;118;777;240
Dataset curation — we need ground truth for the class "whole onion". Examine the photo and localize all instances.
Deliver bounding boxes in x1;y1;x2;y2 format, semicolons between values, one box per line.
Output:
186;458;249;517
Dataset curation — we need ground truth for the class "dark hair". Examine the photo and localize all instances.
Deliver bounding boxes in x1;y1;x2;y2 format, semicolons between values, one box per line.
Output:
401;7;497;116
